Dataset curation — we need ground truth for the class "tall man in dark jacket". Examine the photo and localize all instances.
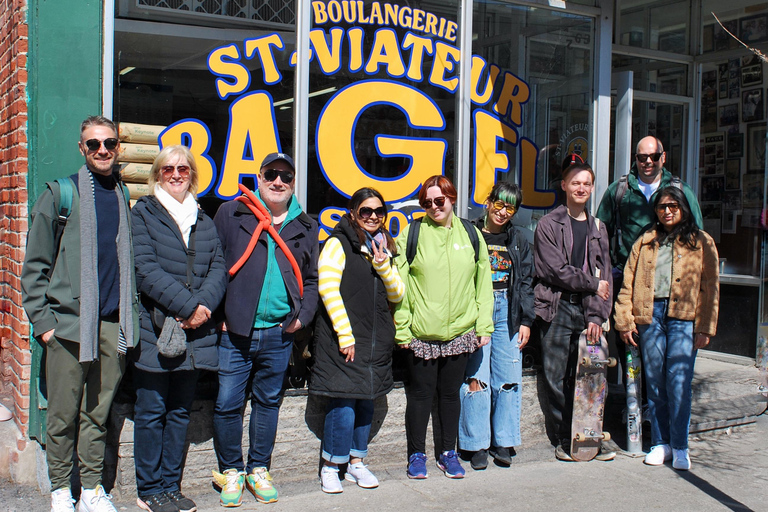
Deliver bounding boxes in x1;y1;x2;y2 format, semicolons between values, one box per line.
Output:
21;116;139;512
212;153;319;506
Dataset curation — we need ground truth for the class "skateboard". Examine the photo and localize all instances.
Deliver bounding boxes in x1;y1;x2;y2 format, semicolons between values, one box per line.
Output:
625;343;644;455
571;329;616;461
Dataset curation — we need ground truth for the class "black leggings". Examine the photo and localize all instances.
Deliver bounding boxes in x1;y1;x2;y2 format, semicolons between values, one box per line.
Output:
405;351;470;456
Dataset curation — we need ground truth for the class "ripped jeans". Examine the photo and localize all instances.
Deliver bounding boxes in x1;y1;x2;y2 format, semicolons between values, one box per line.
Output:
459;290;523;451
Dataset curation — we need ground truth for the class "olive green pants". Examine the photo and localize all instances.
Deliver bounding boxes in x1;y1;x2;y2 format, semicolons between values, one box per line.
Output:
45;319;125;491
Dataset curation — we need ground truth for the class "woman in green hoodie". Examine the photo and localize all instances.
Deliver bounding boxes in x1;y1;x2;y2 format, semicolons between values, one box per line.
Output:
394;175;494;480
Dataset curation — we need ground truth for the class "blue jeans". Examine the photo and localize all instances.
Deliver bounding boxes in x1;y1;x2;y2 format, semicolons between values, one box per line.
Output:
133;368;201;496
321;398;375;463
459;291;523;451
637;300;696;450
214;327;293;472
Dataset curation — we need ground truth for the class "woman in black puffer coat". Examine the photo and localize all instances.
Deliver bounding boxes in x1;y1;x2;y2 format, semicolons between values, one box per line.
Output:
131;145;227;512
310;188;404;494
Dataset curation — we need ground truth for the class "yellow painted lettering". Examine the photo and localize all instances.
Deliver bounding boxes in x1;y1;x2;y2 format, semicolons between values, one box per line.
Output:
217;92;280;198
412;9;425;31
383;2;397;25
310;28;344;74
347;27;365;73
327;0;342;22
471;57;498;104
365;29;405;76
369;1;384;24
402;33;433;82
424;13;438;36
318;207;347;242
493;71;530;127
429;42;460;92
312;1;328;24
444;21;457;42
316;81;445;200
398;6;412;28
357;1;369;23
244;34;284;85
208;44;249;100
518;137;556;208
342;1;356;23
473;109;518;205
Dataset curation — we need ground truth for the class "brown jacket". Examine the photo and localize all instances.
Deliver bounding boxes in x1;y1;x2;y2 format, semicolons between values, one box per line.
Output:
614;229;719;336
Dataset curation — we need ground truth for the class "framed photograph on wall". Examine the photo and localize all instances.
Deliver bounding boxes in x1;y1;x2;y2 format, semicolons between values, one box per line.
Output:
741;64;763;87
719;80;728;99
747;123;767;172
725;159;741;189
722;209;737;234
719;103;739;127
703;25;714;53
740;14;768;44
728;132;744;158
742;88;764;123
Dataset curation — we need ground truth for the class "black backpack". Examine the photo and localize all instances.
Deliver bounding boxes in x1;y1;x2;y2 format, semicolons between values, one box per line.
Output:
405;216;480;265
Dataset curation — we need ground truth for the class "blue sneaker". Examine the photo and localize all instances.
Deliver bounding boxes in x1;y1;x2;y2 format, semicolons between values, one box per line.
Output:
407;452;428;479
437;450;465;479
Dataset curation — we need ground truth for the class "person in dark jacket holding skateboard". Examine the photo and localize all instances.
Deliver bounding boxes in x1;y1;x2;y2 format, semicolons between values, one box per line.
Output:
533;158;614;462
310;187;405;494
458;182;535;469
131;145;228;512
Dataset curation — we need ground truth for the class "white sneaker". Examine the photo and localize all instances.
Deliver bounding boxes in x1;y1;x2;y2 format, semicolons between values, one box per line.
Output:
77;485;117;512
644;444;672;466
673;448;691;470
345;462;379;489
51;488;75;512
320;465;343;494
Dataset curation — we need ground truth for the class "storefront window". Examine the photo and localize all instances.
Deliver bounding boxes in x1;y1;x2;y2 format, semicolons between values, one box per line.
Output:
618;0;689;53
611;56;688;96
470;3;595;220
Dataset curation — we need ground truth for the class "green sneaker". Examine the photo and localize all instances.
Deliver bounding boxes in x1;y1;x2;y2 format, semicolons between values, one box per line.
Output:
213;468;245;507
246;467;278;504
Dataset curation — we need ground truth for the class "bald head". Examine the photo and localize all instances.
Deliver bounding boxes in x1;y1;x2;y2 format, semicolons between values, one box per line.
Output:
635;136;666;184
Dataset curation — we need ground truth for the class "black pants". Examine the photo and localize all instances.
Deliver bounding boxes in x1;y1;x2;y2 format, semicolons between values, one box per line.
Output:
405;351;470;456
538;300;585;443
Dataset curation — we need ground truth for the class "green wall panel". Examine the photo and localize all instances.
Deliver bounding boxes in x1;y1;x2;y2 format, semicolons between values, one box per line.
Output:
28;0;104;203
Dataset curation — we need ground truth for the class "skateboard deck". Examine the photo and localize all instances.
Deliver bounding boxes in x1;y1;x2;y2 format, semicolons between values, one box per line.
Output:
625;344;643;455
571;330;615;461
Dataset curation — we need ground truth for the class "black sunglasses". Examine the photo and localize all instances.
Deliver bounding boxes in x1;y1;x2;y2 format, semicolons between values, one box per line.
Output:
420;196;446;209
261;168;295;183
358;206;387;219
84;138;118;152
636;152;662;162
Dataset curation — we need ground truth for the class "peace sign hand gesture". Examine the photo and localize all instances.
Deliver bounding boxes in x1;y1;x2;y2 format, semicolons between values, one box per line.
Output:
371;237;387;265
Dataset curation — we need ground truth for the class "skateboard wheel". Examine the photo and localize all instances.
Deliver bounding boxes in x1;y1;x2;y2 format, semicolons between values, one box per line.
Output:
602;432;611;442
607;357;618;368
575;433;586;442
581;357;591;366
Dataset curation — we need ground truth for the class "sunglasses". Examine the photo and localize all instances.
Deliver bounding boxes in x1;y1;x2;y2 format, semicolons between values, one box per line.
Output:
491;200;516;215
261;168;295;184
161;165;191;177
358;206;387;219
420;196;446;209
84;138;119;152
636;152;663;162
655;203;680;213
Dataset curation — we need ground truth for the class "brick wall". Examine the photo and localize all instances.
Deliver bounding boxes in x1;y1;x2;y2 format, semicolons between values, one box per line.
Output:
0;0;30;435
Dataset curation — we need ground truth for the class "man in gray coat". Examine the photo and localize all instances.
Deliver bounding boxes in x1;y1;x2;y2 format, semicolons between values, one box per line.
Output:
21;116;139;512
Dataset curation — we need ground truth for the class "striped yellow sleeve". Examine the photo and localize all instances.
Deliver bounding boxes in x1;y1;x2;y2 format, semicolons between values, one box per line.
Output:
318;237;354;348
373;257;405;304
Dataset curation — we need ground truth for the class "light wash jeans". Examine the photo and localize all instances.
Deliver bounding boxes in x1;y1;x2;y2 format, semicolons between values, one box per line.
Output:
459;290;523;451
637;299;697;450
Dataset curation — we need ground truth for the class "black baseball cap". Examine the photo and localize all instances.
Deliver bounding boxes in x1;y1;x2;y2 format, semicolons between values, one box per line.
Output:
260;152;295;170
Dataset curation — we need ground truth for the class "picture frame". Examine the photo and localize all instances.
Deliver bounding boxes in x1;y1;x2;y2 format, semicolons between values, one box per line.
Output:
722;209;737;234
740;14;768;44
741;64;763;87
702;25;714;53
742;88;764;123
725;158;741;190
747;123;767;172
701;176;725;202
716;20;740;51
728;132;744;158
719;80;728;99
719;103;739;127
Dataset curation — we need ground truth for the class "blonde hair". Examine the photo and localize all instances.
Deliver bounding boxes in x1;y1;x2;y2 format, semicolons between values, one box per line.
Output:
149;145;199;196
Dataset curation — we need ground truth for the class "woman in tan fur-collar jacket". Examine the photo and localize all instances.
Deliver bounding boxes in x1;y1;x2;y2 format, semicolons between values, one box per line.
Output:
615;186;719;473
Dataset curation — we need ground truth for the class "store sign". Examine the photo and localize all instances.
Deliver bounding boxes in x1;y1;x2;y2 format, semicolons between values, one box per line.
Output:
159;0;555;233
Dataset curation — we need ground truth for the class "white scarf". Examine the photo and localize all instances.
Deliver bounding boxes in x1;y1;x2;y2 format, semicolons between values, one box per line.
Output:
154;184;198;246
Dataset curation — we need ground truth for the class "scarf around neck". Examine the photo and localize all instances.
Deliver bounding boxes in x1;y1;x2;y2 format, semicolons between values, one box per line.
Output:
79;165;135;362
154;184;198;246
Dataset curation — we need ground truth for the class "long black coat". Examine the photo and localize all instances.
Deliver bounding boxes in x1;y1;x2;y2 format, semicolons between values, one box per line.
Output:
310;217;396;400
131;195;227;372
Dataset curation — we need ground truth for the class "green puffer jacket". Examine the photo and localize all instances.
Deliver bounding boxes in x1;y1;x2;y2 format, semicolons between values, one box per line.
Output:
596;164;703;271
393;215;494;345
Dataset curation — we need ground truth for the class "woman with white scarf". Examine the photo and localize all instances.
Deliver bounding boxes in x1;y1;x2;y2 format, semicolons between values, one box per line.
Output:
131;145;227;512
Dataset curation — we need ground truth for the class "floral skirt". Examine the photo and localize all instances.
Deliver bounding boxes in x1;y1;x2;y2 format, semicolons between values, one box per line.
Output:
410;329;478;361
